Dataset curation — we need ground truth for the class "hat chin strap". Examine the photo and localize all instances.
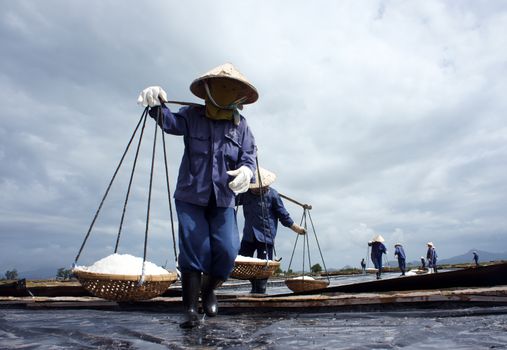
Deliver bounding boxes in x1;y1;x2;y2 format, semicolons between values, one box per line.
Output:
204;81;247;126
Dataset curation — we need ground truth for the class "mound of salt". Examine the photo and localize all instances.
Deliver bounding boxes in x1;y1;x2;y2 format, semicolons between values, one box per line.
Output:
289;276;315;280
74;253;169;275
235;255;276;263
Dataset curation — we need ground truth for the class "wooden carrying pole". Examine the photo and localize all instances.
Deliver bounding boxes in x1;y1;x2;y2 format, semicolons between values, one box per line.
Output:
278;193;312;210
164;100;202;107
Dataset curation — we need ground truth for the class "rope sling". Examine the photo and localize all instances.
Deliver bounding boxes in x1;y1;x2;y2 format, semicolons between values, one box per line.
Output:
235;155;330;285
73;104;179;285
286;203;330;285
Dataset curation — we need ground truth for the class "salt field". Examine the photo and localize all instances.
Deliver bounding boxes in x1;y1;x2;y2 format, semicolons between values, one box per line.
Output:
1;273;506;349
1;306;506;349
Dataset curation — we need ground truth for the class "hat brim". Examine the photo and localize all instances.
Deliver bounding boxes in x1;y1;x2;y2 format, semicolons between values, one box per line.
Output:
249;167;276;189
189;63;258;104
190;77;258;104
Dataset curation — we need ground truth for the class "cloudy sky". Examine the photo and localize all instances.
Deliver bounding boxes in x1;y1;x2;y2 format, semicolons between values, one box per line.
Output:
1;1;506;276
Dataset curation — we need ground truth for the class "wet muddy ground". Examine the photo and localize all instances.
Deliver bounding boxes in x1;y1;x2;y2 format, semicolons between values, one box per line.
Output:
1;306;506;349
1;273;506;349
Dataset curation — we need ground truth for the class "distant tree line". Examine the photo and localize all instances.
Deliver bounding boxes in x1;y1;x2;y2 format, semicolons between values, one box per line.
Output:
274;263;323;276
1;268;75;280
3;269;18;280
56;268;73;280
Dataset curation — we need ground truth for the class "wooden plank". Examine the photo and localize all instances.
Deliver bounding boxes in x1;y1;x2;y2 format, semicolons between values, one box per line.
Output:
219;286;507;309
1;286;506;311
278;262;507;296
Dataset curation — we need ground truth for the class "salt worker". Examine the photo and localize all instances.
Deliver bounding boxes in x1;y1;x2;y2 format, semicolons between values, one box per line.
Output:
238;167;306;294
394;243;406;276
426;242;438;273
137;63;258;329
473;251;479;267
369;235;387;279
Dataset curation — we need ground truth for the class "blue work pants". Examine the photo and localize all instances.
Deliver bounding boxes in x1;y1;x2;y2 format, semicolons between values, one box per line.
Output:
238;238;274;260
398;258;406;273
372;254;383;271
175;198;239;280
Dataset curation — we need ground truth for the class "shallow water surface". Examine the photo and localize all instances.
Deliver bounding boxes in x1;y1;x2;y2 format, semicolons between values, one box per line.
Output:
1;306;506;349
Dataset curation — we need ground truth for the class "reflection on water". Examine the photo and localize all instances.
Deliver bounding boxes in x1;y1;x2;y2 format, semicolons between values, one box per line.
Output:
1;306;506;349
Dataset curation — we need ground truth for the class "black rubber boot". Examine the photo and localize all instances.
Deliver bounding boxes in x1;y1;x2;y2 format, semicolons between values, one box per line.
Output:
249;279;257;294
255;279;268;294
201;274;224;317
179;271;202;329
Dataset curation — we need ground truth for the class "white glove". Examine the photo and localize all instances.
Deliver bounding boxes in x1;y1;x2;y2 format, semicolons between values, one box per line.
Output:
227;166;253;195
137;86;168;107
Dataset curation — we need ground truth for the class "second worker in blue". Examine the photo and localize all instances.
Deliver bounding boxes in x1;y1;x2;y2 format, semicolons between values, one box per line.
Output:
238;167;306;294
394;243;406;276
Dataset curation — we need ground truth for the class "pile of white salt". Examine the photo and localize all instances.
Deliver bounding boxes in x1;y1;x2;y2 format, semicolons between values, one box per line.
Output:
288;276;315;280
235;255;276;263
74;253;169;275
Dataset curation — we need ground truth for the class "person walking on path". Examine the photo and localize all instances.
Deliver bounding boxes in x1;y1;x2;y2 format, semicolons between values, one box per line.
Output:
394;243;406;276
360;258;366;273
369;235;387;279
473;251;480;267
138;63;258;328
238;167;306;294
426;242;438;273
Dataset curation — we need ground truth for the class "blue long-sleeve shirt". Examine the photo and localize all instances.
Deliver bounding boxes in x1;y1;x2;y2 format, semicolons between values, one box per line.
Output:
427;247;437;267
370;242;387;259
240;188;294;245
150;105;256;208
394;245;406;260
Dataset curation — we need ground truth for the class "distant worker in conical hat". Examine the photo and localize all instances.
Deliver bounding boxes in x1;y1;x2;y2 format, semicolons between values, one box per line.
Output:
238;167;306;294
426;242;438;274
394;243;406;276
368;234;387;279
138;63;258;329
473;251;479;267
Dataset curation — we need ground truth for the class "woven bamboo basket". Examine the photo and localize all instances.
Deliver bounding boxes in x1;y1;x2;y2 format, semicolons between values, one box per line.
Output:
285;277;329;293
73;269;178;302
230;260;280;280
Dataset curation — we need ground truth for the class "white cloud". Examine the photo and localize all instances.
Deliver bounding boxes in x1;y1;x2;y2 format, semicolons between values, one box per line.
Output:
1;1;506;274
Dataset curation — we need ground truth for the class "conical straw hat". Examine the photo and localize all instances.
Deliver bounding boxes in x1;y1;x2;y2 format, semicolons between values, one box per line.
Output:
249;167;276;189
190;63;258;104
372;234;385;243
